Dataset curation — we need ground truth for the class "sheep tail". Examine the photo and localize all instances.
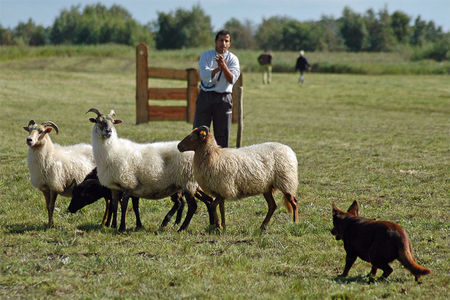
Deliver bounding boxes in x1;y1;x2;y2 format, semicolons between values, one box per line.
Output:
283;195;294;215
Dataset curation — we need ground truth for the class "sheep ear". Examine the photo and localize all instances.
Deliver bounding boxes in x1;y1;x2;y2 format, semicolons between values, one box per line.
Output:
23;126;30;132
89;118;96;123
114;119;122;124
45;128;52;134
199;130;207;141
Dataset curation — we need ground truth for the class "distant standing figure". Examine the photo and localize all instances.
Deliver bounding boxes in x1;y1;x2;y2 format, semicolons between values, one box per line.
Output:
258;51;273;84
295;50;311;84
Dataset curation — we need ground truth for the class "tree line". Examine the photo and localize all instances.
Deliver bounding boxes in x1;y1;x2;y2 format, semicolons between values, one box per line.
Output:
0;3;448;61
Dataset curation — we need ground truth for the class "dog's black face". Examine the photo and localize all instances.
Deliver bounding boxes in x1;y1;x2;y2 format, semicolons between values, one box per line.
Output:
68;180;104;213
331;214;344;240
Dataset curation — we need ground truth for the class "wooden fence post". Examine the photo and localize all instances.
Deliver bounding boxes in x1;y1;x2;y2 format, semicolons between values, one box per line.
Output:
186;68;199;123
232;74;244;147
136;43;149;124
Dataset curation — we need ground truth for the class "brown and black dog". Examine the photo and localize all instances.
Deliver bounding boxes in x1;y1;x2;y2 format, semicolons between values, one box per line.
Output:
331;201;431;281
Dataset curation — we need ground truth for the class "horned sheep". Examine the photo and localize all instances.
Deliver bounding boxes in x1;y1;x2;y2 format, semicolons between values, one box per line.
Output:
24;120;95;227
87;108;213;232
177;126;299;230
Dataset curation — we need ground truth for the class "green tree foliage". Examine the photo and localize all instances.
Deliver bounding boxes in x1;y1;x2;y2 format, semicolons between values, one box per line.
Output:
424;21;443;43
391;11;410;43
50;4;153;46
255;16;291;50
0;26;15;45
154;5;213;49
364;7;396;51
339;7;368;52
13;19;47;46
318;15;346;51
411;16;427;46
280;20;323;51
224;18;257;49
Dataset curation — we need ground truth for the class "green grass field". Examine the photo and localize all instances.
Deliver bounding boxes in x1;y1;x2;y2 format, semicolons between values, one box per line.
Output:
0;48;449;298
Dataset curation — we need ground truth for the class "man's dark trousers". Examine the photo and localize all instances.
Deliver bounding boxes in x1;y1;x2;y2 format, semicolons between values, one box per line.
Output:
193;90;233;148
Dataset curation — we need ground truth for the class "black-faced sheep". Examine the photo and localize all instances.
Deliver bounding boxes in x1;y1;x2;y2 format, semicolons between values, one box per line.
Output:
87;108;214;232
23;120;95;227
177;126;299;230
68;168;187;230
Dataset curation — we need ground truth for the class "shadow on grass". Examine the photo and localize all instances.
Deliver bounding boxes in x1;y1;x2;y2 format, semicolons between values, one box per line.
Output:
6;223;48;234
76;223;105;232
333;275;371;284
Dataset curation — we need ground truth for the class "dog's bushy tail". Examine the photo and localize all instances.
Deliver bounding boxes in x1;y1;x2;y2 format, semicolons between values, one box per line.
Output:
397;229;431;281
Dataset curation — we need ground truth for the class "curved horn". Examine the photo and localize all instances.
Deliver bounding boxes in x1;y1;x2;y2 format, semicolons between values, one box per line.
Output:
41;121;59;134
86;108;102;117
28;120;36;127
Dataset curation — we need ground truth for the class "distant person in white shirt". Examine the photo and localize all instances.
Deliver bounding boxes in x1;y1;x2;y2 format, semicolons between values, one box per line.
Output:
193;29;240;148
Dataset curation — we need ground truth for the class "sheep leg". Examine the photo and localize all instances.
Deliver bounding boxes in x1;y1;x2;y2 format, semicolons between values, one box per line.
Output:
118;194;129;232
102;198;111;227
161;193;183;228
110;190;121;229
219;199;226;230
210;196;224;229
177;193;197;232
131;197;142;229
261;192;277;230
43;190;57;228
175;193;185;225
284;193;299;223
195;190;215;226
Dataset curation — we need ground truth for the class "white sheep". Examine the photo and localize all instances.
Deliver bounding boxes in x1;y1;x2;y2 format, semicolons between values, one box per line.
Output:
177;125;299;230
87;108;213;232
23;120;95;227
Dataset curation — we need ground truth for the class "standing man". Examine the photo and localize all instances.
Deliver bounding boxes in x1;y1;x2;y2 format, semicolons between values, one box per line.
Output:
295;50;311;84
193;29;240;148
258;50;273;84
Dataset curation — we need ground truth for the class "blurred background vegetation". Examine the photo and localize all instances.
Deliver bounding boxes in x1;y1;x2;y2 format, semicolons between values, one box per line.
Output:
0;3;448;64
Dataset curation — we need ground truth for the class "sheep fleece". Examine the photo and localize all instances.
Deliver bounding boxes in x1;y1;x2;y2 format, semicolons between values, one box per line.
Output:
194;142;298;199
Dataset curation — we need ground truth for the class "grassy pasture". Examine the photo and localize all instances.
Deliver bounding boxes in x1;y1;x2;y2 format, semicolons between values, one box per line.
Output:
0;49;449;298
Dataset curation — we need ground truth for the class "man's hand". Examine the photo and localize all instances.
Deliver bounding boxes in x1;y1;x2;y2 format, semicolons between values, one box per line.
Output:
215;55;227;70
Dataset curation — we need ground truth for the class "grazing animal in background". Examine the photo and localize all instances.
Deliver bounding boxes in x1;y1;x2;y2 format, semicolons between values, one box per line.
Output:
177;126;299;230
87;108;214;232
331;201;431;282
23;120;95;227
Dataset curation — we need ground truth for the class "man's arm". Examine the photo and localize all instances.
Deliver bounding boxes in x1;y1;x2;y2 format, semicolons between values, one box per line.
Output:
216;55;233;83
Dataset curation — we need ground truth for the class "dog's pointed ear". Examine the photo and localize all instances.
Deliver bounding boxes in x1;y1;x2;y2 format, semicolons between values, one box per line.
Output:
332;203;339;216
347;200;358;216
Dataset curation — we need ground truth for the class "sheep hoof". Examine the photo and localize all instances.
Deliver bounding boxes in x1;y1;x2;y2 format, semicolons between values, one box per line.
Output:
45;222;54;228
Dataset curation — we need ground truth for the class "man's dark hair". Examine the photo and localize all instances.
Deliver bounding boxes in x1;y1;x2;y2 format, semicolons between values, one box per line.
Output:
215;29;231;41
